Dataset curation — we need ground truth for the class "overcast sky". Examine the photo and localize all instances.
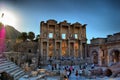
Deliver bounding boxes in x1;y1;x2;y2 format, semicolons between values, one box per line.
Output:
0;0;120;43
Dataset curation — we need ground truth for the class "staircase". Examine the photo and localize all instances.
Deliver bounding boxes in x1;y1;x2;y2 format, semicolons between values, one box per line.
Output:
0;57;25;80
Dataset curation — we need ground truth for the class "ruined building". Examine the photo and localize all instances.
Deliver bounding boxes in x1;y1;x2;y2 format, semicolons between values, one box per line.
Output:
39;20;87;62
89;32;120;66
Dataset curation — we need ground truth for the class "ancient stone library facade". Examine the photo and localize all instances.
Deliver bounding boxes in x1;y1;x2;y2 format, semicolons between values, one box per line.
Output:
39;20;87;61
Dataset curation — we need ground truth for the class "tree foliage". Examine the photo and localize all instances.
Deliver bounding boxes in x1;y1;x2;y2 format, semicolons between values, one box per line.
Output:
35;34;40;42
18;31;37;42
28;31;35;41
19;32;27;41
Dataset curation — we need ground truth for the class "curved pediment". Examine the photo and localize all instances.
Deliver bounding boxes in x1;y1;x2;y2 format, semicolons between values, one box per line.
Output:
47;19;57;24
72;22;82;26
59;20;70;26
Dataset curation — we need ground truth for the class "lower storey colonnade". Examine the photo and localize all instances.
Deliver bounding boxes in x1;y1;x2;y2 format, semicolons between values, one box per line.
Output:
40;39;86;61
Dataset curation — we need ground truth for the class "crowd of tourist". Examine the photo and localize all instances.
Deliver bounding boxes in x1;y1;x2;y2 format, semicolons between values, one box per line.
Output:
47;62;95;80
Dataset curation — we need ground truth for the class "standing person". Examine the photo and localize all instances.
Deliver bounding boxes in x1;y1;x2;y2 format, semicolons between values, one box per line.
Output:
91;63;95;69
54;63;57;70
63;65;65;70
56;63;59;70
79;64;81;69
66;70;70;78
70;65;73;72
79;68;83;76
83;65;86;69
48;64;51;70
69;68;71;77
63;70;67;80
75;70;79;79
72;65;75;72
85;62;88;68
52;65;54;71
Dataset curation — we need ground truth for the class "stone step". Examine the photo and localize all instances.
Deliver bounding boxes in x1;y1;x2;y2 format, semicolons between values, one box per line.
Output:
10;69;22;76
6;66;19;73
0;64;16;70
0;61;13;67
0;60;10;64
6;67;20;73
0;58;26;80
1;60;9;62
0;62;15;67
14;70;24;79
5;65;17;71
14;72;25;80
0;58;7;61
0;61;15;66
14;70;24;77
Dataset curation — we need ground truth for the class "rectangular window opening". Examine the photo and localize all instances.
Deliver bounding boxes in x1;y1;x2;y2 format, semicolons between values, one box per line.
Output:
49;33;53;38
62;34;66;39
75;34;78;39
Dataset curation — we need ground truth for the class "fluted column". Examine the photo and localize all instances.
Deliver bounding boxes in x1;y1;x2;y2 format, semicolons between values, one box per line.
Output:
47;41;49;60
84;44;87;59
40;40;43;60
68;41;70;57
54;40;56;58
60;41;62;58
80;41;83;59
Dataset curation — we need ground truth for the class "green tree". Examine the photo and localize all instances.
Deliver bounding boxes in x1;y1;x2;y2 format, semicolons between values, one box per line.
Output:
19;32;27;41
35;34;40;42
28;31;35;41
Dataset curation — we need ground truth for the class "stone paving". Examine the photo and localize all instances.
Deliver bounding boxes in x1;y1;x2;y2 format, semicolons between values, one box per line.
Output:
68;72;120;80
20;65;120;80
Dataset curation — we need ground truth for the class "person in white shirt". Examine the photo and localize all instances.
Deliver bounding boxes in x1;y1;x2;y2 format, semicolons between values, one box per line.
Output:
79;68;83;76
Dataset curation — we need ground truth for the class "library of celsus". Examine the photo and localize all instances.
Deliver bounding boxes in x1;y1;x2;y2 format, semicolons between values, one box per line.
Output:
39;20;87;62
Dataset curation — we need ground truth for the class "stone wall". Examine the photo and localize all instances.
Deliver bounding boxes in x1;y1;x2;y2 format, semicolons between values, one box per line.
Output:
89;32;120;66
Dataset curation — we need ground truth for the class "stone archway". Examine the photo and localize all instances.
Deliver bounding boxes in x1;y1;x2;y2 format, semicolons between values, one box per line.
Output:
110;50;120;63
92;51;98;64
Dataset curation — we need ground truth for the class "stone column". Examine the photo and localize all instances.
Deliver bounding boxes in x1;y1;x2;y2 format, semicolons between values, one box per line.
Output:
60;24;62;58
60;25;62;37
107;49;111;65
40;40;43;60
68;41;70;57
54;40;56;59
80;41;83;59
47;41;49;61
78;41;80;58
60;41;62;59
84;44;87;59
98;49;102;66
73;42;75;59
47;23;49;39
104;50;108;66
